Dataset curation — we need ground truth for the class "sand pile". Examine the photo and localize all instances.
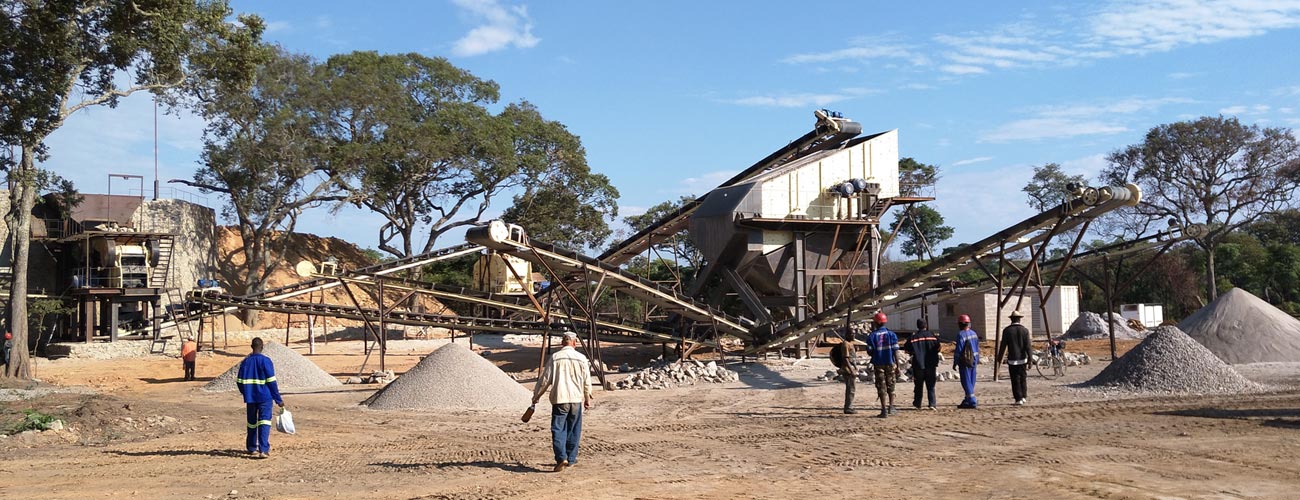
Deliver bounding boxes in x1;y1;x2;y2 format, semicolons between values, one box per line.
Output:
364;342;531;410
203;342;342;392
1083;326;1264;394
1065;312;1143;340
1178;288;1300;364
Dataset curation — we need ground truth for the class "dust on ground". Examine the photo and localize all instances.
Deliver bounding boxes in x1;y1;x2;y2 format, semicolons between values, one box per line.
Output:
3;335;1299;499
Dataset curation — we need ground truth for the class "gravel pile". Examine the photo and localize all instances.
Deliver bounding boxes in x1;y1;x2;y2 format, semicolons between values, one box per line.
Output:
615;359;740;390
203;342;342;392
1179;288;1300;364
1065;312;1143;340
1082;325;1265;394
364;342;531;410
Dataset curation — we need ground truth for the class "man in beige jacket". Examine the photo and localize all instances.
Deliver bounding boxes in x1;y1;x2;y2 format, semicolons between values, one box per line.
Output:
532;331;593;472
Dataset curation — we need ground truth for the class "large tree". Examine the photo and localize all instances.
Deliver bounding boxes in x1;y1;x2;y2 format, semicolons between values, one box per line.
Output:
0;0;264;378
1101;116;1300;301
1023;163;1086;212
888;204;954;261
315;51;499;258
618;195;702;277
184;49;342;313
315;52;609;257
495;103;618;251
898;157;939;196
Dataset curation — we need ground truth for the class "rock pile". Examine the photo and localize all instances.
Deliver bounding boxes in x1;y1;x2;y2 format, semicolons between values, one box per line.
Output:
1065;312;1143;340
203;342;342;392
614;359;740;390
1179;288;1300;364
365;342;531;410
1082;325;1265;394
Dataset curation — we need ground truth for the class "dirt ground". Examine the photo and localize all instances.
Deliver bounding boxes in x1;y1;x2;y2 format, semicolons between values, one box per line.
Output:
2;335;1299;500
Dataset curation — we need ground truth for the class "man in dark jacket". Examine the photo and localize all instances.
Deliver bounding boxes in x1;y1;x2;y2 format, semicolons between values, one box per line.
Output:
997;311;1032;406
236;338;285;458
904;318;941;410
830;327;860;414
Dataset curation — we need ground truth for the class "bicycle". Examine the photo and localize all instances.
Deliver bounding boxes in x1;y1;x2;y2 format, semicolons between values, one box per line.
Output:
1034;340;1068;380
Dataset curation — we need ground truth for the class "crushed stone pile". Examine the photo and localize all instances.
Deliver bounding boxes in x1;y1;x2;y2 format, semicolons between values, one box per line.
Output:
1083;325;1264;394
1178;288;1300;364
365;342;531;410
1065;312;1143;340
203;342;342;392
615;359;740;390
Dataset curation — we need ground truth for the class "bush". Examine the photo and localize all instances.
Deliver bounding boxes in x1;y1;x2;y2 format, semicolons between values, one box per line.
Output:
7;409;59;434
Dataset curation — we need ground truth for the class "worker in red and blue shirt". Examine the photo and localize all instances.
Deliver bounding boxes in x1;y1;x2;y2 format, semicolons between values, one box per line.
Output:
865;312;899;418
954;315;981;409
236;337;285;459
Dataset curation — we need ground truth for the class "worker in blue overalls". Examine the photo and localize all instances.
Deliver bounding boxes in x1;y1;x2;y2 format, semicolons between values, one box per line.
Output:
954;314;981;409
236;337;285;458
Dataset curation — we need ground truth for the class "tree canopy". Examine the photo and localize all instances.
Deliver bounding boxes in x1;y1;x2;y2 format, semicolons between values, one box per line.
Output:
1101;116;1300;300
1023;163;1086;212
888;204;954;261
0;0;265;378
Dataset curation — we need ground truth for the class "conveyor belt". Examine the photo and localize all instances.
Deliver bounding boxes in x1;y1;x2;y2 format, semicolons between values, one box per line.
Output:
338;273;687;342
598;111;863;265
884;225;1199;317
744;185;1144;353
147;243;482;333
495;239;754;339
191;292;702;345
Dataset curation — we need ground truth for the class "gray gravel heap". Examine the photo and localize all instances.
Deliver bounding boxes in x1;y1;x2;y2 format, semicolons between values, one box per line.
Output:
1083;325;1265;394
364;342;531;410
1179;288;1300;364
1065;311;1143;340
203;342;342;392
615;359;740;390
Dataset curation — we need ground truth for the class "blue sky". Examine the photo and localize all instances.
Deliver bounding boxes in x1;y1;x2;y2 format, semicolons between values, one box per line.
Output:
43;0;1300;256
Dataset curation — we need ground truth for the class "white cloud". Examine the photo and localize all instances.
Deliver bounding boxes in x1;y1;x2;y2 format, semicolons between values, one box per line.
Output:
1167;71;1202;79
726;88;879;108
983;96;1191;143
901;83;935;90
1219;104;1272;115
782;44;920;64
980;118;1127;142
940;64;986;75
951;156;993;167
450;0;540;57
838;1;1300;77
1089;0;1300;53
314;16;332;29
1059;153;1110;179
264;20;291;34
674;170;735;196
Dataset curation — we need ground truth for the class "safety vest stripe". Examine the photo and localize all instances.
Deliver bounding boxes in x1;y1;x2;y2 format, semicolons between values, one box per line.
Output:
246;420;273;428
236;376;277;385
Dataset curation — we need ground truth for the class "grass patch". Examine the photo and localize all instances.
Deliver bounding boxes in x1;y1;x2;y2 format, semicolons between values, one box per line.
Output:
7;409;60;434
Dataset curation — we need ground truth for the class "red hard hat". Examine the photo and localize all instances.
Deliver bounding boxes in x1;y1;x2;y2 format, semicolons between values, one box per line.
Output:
3;332;10;340
873;312;888;324
958;314;971;324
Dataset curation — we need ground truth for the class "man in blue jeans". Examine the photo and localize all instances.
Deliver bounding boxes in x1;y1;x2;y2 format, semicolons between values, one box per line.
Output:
236;338;285;458
531;331;593;472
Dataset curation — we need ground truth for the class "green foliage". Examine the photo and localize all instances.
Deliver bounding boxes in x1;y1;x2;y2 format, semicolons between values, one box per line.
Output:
420;254;477;288
360;248;390;264
28;298;73;334
888;204;954;261
898;158;939;196
7;409;58;434
1102;116;1300;299
1023;163;1086;212
617;196;702;269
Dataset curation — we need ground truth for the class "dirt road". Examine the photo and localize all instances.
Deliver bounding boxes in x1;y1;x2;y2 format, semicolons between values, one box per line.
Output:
2;338;1298;499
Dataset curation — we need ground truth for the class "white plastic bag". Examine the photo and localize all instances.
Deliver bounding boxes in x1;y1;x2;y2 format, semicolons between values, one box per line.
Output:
275;408;296;435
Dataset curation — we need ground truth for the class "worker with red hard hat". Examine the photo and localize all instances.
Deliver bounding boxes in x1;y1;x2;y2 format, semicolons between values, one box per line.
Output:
2;331;11;373
865;312;899;418
953;314;981;409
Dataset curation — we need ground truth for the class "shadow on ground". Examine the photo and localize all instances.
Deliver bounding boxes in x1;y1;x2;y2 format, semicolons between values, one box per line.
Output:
370;461;546;473
107;448;252;458
1155;407;1300;429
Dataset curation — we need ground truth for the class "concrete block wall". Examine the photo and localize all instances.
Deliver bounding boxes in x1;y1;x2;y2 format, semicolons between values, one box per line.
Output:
133;199;219;292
